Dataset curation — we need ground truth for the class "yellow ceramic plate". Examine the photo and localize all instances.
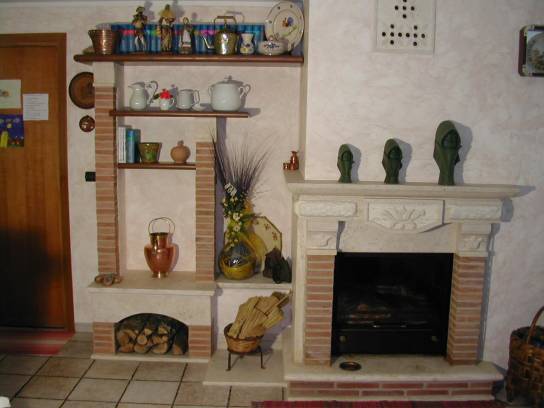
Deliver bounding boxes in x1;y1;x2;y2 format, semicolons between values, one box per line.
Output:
252;216;282;254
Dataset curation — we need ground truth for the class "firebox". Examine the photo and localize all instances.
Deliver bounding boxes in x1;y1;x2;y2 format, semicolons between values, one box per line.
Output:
332;252;453;356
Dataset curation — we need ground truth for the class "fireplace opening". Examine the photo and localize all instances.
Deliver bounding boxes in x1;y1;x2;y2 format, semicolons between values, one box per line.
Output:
331;252;453;356
115;313;188;356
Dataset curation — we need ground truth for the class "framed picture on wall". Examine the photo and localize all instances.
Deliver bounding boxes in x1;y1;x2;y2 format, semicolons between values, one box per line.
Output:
519;25;544;77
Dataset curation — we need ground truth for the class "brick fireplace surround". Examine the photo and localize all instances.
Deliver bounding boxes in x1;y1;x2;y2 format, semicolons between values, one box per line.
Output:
285;171;520;401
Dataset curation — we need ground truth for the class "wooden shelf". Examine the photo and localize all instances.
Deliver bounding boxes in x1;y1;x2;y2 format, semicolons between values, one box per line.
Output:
74;53;304;65
110;108;250;118
117;162;196;170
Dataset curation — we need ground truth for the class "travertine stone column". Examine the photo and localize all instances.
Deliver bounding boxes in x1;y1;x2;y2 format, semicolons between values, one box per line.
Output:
94;86;119;275
304;253;335;365
447;255;486;365
195;141;215;283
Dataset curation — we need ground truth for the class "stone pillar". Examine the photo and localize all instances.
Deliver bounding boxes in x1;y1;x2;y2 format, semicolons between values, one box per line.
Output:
447;255;486;365
195;141;215;283
304;253;335;365
94;86;119;275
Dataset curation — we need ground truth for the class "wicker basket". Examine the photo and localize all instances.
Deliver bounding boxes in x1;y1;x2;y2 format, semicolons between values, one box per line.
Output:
224;323;263;354
506;306;544;408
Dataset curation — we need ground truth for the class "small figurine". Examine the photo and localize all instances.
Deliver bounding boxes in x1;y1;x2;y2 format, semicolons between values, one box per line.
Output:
179;17;194;55
283;151;299;171
263;248;292;284
158;5;176;52
382;139;403;184
433;120;462;186
337;144;354;183
132;6;148;52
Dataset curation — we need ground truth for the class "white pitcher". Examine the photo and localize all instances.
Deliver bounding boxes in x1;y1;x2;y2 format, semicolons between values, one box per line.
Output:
129;81;158;110
240;33;255;55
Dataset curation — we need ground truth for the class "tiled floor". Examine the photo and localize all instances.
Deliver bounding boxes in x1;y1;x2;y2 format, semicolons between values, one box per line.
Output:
0;335;284;408
0;335;533;408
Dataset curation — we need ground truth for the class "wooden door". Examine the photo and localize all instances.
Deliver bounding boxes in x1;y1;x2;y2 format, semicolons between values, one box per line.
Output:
0;34;73;331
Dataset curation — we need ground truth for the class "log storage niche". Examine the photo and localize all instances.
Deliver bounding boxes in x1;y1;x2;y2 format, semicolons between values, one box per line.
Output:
115;313;188;355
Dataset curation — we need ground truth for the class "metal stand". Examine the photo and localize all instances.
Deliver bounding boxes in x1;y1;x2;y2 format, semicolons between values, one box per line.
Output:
226;346;265;371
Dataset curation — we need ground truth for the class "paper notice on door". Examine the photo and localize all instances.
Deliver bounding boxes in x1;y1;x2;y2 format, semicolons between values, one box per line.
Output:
23;93;49;121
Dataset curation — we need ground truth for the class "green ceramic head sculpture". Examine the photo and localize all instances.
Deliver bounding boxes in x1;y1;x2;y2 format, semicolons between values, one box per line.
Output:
337;144;354;183
382;139;403;184
433;121;461;186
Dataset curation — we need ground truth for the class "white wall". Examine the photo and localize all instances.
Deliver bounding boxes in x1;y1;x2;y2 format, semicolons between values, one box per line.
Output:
303;0;544;368
0;1;300;334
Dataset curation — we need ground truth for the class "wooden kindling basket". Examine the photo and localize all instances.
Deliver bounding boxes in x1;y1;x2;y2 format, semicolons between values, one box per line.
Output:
224;323;263;354
506;305;544;408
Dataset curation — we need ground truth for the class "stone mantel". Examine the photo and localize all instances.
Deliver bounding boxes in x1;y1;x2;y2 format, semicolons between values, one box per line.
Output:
284;170;521;200
284;170;521;366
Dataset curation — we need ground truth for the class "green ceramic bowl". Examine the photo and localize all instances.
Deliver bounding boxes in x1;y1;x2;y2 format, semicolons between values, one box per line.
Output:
138;142;162;163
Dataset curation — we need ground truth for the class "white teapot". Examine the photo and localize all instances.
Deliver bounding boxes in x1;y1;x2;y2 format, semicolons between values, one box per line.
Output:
129;81;158;110
208;77;250;112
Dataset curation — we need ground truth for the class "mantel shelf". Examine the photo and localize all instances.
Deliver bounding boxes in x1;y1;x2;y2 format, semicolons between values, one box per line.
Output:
110;109;250;118
74;53;304;65
117;162;196;170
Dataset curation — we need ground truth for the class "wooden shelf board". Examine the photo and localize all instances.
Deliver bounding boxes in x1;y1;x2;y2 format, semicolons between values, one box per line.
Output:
74;53;303;65
110;108;250;118
117;162;196;170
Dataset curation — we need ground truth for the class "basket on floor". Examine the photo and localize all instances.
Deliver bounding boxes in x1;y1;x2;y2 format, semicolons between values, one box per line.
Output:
224;323;263;354
506;305;544;408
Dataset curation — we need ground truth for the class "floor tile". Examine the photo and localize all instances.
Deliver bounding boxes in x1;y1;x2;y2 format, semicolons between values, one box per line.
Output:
121;380;179;405
68;378;127;402
10;398;63;408
118;404;170;408
0;355;48;375
57;340;92;358
181;363;207;382
61;402;116;408
19;375;78;399
38;357;92;377
133;361;185;381
85;360;138;380
0;374;30;398
175;382;229;406
229;385;282;407
70;332;93;342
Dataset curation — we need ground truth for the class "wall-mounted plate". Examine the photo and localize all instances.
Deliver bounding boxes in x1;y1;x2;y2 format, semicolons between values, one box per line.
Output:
69;72;94;109
519;25;544;77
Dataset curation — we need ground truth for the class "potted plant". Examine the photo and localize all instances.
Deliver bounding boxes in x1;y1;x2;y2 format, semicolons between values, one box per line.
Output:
214;138;268;280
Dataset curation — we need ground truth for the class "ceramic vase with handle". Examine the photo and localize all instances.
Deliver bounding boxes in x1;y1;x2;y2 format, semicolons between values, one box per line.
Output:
144;217;176;278
129;81;158;110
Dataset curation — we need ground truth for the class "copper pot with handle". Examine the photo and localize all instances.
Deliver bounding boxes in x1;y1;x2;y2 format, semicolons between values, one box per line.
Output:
144;217;176;278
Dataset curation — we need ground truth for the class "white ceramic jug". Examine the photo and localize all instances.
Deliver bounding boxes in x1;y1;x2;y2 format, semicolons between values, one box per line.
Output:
129;81;158;110
208;77;250;112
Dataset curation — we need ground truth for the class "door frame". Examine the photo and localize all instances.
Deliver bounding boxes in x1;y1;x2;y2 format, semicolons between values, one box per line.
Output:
0;33;74;332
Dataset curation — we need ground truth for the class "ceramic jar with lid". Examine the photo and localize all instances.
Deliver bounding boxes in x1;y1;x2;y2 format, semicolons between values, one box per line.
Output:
208;77;250;112
170;141;190;164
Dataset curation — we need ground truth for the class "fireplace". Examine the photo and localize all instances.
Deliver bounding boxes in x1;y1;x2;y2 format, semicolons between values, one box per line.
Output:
332;252;453;356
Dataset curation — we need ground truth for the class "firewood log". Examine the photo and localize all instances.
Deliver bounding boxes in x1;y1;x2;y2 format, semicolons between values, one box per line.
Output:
118;343;134;353
151;342;170;354
172;326;188;355
134;343;152;354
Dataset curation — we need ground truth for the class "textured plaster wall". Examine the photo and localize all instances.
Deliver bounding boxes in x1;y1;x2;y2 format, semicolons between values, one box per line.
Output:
0;2;300;334
303;0;544;367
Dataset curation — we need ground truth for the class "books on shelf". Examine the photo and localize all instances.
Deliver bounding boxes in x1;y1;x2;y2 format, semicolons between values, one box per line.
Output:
126;128;141;163
117;126;127;163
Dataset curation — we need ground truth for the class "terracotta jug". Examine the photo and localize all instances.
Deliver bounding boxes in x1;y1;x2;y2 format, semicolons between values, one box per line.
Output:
170;141;190;164
144;217;176;278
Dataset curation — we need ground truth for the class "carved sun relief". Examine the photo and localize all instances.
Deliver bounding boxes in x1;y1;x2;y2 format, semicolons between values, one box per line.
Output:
366;200;444;233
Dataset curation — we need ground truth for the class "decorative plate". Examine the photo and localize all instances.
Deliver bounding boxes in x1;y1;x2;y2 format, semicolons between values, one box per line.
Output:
252;216;282;254
69;72;94;109
519;25;544;77
264;1;304;52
